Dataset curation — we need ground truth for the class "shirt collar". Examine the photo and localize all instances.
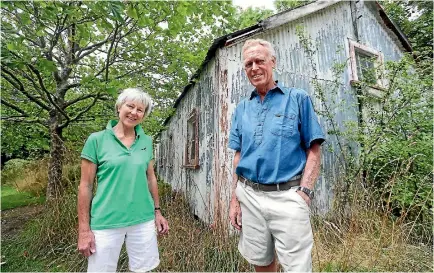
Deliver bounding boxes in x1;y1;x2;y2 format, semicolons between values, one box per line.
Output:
106;120;144;139
249;80;285;100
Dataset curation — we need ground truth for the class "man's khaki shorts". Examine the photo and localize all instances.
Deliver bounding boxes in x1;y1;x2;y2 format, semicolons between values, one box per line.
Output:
235;181;313;272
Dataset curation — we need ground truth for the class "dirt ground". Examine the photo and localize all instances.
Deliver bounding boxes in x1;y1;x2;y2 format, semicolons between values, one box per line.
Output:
1;205;44;240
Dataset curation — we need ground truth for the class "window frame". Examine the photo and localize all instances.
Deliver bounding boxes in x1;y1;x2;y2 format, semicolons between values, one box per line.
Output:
183;108;199;169
349;39;385;93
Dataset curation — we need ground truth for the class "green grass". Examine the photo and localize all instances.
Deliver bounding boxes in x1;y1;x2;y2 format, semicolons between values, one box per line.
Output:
1;185;45;210
1;240;69;272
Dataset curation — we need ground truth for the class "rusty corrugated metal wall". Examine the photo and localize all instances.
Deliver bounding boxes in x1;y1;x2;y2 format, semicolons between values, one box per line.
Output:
155;57;219;223
156;0;405;224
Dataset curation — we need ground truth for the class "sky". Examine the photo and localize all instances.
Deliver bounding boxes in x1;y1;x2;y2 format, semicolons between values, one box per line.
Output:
232;0;276;11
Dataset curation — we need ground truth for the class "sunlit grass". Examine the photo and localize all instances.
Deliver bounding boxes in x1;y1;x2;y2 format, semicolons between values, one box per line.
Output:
1;186;45;210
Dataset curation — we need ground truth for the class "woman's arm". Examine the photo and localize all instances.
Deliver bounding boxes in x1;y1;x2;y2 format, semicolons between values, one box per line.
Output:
77;159;97;257
147;160;169;235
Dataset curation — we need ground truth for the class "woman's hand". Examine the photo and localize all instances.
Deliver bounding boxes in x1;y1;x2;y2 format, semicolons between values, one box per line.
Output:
155;211;169;235
78;230;96;257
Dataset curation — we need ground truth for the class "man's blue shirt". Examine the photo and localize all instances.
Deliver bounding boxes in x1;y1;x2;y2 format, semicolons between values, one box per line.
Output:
229;83;325;184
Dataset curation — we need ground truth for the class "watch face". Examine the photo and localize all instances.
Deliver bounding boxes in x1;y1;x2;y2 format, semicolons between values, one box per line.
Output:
300;187;314;199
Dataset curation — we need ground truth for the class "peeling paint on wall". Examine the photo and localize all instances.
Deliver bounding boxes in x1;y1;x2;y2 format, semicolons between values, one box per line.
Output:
155;0;406;226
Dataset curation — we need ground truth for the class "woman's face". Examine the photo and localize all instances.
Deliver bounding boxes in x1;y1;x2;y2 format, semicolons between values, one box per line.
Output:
117;100;146;128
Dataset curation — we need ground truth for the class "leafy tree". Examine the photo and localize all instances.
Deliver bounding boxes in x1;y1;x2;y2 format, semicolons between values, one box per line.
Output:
297;25;432;241
274;0;312;12
231;6;274;29
381;0;433;60
1;1;234;199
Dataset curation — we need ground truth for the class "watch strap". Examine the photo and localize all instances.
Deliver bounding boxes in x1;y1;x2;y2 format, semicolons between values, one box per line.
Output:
297;186;314;200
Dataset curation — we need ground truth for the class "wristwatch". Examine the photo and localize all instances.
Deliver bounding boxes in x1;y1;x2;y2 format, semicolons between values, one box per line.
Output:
297;186;314;200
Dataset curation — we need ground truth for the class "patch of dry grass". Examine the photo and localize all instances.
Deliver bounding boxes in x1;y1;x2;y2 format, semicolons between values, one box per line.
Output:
13;159;49;196
2;152;81;197
2;162;431;272
312;205;432;272
117;191;253;272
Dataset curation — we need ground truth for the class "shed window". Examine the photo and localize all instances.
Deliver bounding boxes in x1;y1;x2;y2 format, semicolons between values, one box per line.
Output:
356;51;377;85
349;40;384;89
184;108;199;169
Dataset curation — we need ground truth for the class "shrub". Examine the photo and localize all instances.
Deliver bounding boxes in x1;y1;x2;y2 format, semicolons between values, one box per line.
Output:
1;158;30;186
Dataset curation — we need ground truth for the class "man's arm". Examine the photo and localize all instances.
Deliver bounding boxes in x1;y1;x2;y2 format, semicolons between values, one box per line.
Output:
298;142;321;204
229;151;241;230
77;159;97;257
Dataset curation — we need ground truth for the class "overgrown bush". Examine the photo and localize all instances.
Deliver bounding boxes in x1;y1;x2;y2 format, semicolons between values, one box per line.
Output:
296;26;432;244
361;57;432;238
1;158;30;185
1;158;48;196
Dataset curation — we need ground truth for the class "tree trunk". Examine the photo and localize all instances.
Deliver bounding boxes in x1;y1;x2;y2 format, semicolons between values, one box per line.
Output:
46;121;64;200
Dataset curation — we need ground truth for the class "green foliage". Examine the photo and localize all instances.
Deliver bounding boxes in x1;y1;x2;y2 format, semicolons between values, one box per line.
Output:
296;26;432;243
1;159;30;185
1;0;236;196
381;0;433;60
230;7;274;29
274;0;313;12
1;0;235;150
361;56;433;229
1;158;49;196
1;122;49;159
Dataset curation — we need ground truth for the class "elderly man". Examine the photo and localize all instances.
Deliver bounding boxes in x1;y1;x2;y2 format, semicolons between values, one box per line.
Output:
228;39;325;272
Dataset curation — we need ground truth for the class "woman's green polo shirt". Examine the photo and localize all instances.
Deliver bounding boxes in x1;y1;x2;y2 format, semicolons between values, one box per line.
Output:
81;120;155;230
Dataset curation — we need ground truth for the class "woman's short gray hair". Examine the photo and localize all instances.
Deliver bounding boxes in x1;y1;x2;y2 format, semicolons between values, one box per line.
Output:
115;88;153;118
242;39;276;59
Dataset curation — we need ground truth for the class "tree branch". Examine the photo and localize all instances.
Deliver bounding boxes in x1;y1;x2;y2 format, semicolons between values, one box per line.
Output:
1;116;46;125
20;68;50;103
24;63;70;121
75;28;116;63
105;22;120;82
74;17;136;64
63;92;99;109
31;3;47;49
1;67;51;111
59;94;102;129
1;98;30;117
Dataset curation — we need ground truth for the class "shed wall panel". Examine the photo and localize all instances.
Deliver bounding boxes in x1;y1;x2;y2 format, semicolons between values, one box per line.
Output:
156;0;407;224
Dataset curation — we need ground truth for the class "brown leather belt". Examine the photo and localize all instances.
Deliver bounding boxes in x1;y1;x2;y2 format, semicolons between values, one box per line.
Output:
238;175;301;192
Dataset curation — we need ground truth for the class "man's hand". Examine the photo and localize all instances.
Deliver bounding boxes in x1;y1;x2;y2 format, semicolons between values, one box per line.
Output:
155;211;169;235
297;191;311;207
229;198;242;230
78;230;96;257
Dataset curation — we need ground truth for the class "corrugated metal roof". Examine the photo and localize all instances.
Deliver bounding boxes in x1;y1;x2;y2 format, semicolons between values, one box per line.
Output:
163;0;411;126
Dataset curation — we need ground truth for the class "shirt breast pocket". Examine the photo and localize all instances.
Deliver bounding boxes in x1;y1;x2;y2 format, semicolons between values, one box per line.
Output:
271;113;296;138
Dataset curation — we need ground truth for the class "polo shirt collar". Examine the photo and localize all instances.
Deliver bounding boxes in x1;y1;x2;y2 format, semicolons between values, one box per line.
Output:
249;80;285;100
106;120;144;138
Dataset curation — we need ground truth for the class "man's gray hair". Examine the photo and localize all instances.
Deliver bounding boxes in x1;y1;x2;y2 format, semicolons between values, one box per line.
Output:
115;88;153;118
242;39;276;59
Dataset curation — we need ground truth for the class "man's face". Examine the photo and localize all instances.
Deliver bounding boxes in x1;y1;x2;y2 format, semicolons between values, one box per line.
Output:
243;45;275;90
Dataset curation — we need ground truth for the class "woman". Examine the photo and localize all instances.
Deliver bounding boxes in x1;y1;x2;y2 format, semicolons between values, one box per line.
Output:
77;88;169;272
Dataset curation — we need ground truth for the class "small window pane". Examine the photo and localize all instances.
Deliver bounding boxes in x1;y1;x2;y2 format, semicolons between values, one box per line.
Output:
356;51;377;85
186;109;199;167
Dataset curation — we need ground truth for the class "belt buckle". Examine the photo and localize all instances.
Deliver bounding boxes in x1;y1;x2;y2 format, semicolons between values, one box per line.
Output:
276;183;280;191
240;177;247;188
